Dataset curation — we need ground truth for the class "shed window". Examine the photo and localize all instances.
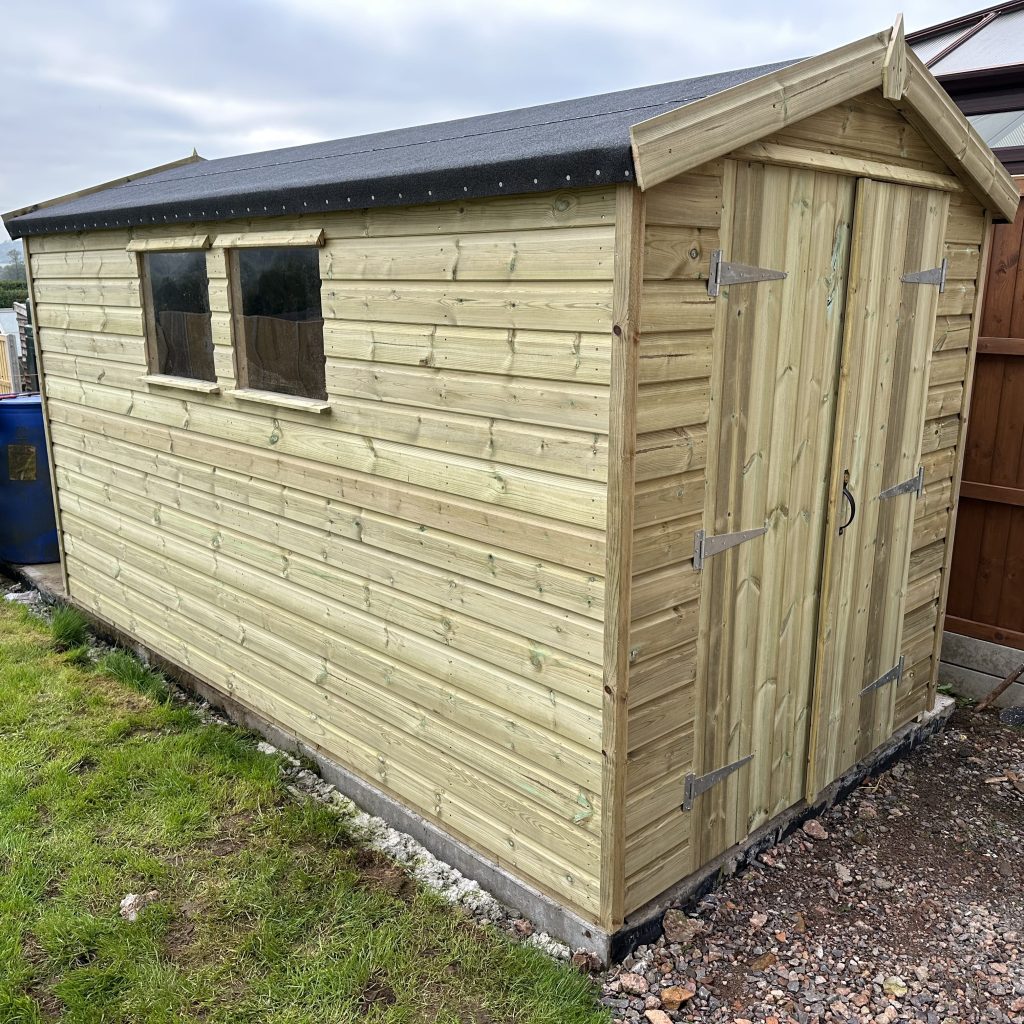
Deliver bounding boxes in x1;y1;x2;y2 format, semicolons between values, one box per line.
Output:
235;247;326;401
144;251;216;381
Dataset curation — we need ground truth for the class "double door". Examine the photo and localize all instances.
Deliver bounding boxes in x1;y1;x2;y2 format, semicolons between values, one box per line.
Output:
693;160;949;864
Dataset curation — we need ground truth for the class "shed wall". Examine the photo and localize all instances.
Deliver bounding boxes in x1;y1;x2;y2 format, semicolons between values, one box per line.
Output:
622;90;990;918
621;164;717;912
29;187;618;921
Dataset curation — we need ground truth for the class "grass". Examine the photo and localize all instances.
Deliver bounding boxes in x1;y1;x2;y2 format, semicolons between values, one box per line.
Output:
48;606;89;653
0;600;606;1024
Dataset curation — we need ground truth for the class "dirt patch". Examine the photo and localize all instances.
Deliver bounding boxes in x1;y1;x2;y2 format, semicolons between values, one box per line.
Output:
22;933;64;1016
355;848;415;901
600;708;1024;1023
357;970;397;1014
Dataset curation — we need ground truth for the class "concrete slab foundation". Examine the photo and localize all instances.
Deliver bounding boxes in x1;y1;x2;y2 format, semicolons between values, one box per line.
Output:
3;560;957;964
940;631;1024;709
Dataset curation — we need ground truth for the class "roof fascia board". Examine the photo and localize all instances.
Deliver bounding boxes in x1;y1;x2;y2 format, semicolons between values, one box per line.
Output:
629;30;890;190
2;151;203;224
893;46;1020;221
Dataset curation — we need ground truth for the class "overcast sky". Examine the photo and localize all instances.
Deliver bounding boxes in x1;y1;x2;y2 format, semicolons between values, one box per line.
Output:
1;0;970;244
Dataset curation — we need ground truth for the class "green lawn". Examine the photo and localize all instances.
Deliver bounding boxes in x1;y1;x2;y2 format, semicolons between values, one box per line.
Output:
0;599;606;1024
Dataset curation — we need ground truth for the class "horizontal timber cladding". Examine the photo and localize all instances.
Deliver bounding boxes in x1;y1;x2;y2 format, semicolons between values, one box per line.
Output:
620;162;720;915
30;185;620;921
894;189;990;728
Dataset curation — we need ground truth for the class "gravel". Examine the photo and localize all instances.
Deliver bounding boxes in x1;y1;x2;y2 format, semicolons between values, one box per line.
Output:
597;708;1024;1023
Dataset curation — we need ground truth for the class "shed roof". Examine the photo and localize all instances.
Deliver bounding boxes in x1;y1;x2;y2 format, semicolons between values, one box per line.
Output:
6;21;1019;236
2;61;794;239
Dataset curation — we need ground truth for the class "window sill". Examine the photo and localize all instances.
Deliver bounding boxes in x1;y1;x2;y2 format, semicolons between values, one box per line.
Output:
141;374;221;395
227;388;331;414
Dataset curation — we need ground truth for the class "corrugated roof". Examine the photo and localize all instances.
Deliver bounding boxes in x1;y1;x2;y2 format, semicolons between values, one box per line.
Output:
2;60;795;240
908;1;1024;74
932;7;1024;73
970;109;1024;146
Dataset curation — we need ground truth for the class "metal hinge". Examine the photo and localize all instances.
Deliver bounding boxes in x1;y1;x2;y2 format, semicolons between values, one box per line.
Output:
860;655;905;697
879;465;924;501
902;257;948;293
693;524;768;571
682;753;754;811
708;249;788;297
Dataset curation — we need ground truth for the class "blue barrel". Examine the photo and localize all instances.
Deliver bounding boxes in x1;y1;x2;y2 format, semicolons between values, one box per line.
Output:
0;395;60;564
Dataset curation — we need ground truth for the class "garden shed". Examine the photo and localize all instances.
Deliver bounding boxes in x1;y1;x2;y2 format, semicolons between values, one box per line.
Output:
4;21;1018;958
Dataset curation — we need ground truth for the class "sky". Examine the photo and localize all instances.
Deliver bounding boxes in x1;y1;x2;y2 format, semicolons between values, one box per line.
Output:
0;0;974;245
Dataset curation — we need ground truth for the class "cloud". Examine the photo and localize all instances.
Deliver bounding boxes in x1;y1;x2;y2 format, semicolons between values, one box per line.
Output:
1;0;973;242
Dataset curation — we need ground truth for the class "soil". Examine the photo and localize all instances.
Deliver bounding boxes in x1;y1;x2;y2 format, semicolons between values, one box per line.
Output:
597;708;1024;1024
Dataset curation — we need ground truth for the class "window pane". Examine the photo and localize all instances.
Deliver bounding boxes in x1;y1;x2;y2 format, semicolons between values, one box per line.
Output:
237;247;325;401
147;251;215;381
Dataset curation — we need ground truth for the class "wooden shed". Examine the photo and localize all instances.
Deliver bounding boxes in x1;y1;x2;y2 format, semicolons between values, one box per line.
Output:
4;22;1017;957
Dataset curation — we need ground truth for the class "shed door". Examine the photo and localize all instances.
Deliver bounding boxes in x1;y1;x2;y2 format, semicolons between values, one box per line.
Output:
806;180;950;797
693;162;855;864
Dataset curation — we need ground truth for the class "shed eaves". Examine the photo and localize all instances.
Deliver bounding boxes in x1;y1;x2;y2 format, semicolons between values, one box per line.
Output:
3;61;796;239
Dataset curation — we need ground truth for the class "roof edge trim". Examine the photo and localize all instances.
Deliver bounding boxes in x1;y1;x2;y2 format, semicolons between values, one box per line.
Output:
629;23;1019;222
893;46;1019;221
629;29;890;191
2;150;204;224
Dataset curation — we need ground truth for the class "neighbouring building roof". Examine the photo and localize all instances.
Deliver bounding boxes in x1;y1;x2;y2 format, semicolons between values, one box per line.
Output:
0;308;16;339
1;60;795;239
908;2;1024;170
910;1;1024;76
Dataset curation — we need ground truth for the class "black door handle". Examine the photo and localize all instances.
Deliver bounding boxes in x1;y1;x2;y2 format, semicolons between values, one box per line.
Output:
839;470;856;536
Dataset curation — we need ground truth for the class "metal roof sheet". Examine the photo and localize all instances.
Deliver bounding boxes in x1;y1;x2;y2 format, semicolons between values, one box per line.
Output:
970;109;1024;146
3;60;795;240
929;6;1024;73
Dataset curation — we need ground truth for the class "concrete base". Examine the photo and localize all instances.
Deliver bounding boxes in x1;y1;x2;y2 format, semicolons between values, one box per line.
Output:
940;631;1024;709
6;562;65;599
4;560;957;964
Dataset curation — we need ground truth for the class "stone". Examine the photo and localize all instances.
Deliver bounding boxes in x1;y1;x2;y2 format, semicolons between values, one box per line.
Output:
883;976;909;997
802;819;829;841
662;909;704;945
643;1011;672;1024
620;973;649;996
660;985;695;1011
119;890;160;922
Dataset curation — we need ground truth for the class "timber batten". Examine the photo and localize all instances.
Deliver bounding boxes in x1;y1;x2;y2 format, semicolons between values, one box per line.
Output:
7;22;1006;954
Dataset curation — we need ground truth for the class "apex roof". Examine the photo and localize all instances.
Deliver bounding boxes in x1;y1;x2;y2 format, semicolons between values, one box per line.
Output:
2;61;793;239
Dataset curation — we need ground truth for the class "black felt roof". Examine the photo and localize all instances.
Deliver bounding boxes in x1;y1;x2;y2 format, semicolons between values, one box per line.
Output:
4;60;797;239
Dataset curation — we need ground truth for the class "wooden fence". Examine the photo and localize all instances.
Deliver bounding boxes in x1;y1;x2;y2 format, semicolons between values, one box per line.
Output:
947;179;1024;648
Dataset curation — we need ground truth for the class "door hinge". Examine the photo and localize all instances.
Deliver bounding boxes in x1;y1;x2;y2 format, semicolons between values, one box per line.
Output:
860;655;905;697
682;753;754;811
708;249;788;297
902;257;948;293
879;465;924;501
693;524;768;571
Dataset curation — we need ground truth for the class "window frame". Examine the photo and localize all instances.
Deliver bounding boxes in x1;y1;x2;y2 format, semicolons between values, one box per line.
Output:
219;228;329;413
132;234;218;392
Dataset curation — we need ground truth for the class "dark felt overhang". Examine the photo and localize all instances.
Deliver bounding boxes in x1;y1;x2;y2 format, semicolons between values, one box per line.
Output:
3;61;795;239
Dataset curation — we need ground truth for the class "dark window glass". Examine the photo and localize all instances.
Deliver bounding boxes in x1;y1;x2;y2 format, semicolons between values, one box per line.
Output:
146;251;215;381
236;246;325;401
